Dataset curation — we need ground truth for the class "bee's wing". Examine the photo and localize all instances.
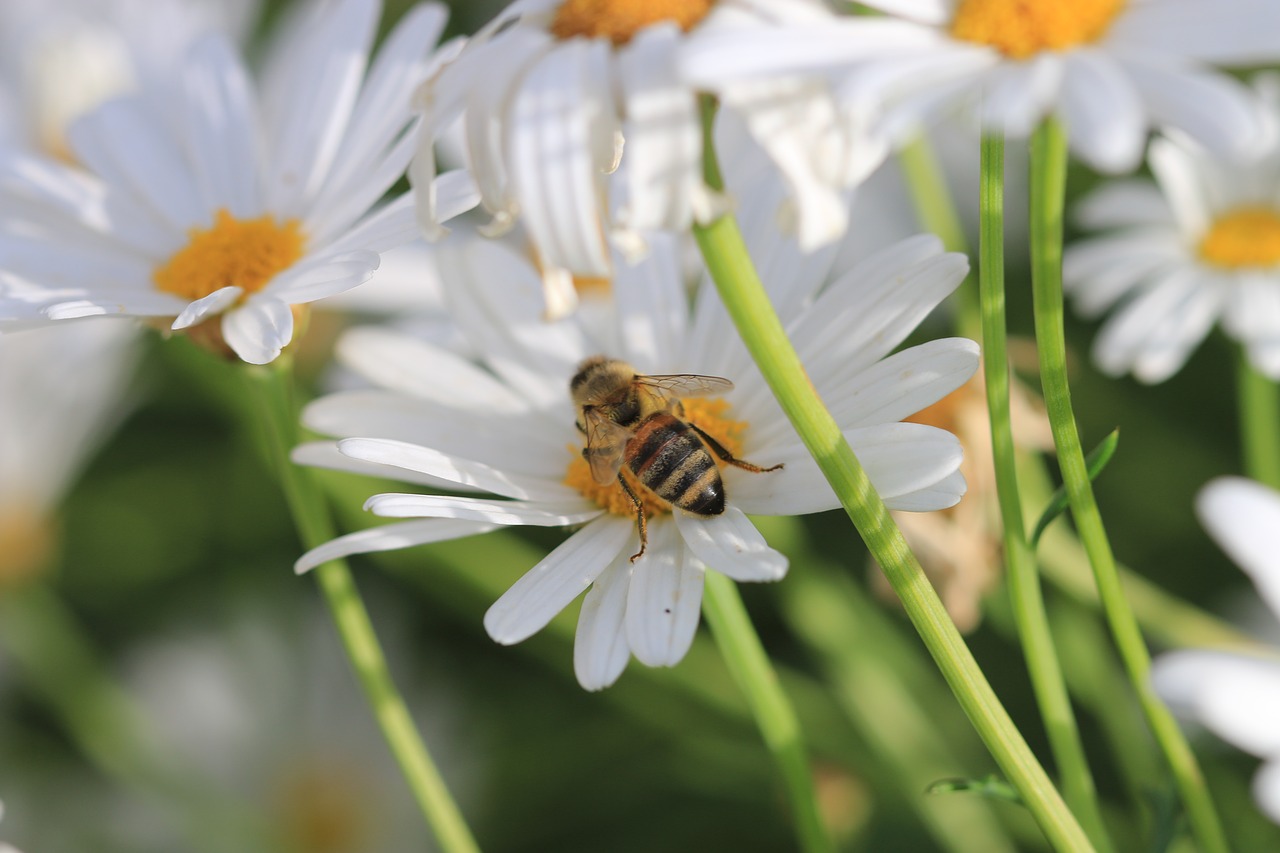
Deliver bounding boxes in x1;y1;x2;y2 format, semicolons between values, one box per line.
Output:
636;373;734;398
582;409;631;485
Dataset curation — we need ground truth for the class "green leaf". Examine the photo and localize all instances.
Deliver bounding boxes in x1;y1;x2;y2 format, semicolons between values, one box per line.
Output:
1030;428;1120;548
926;774;1023;804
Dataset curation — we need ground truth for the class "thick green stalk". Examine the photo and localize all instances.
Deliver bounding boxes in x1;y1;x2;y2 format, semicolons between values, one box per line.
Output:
244;362;481;853
979;134;1112;852
695;104;1093;853
1028;118;1227;853
701;572;833;853
1236;351;1280;489
898;135;980;338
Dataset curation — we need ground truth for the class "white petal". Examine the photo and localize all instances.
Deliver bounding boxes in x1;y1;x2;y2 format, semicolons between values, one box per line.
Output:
1148;135;1212;237
267;250;380;304
1120;56;1270;159
67;98;205;231
42;292;187;320
625;521;704;668
573;558;634;691
734;422;963;515
1254;761;1280;824
1071;180;1175;230
294;518;500;574
1108;0;1280;65
260;0;377;215
507;40;615;277
337;437;579;502
1197;478;1280;619
1153;649;1280;757
335;326;532;413
979;54;1062;139
220;297;294;364
615;25;700;233
612;232;688;374
485;517;633;644
181;35;260;217
363;493;599;526
1092;269;1219;382
1064;230;1185;318
292;440;476;492
171;286;242;330
1060;50;1146;173
673;506;788;582
883;469;966;511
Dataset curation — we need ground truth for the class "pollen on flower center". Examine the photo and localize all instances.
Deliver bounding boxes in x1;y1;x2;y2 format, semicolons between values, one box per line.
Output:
1199;206;1280;269
153;209;305;302
950;0;1125;59
549;0;715;46
564;397;747;516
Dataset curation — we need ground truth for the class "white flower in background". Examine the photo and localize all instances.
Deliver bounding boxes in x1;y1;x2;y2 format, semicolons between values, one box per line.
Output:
680;0;1280;175
0;0;479;364
0;799;23;853
1065;76;1280;383
0;0;259;157
0;322;138;584
410;0;889;312
1153;477;1280;825
122;599;472;853
293;208;977;689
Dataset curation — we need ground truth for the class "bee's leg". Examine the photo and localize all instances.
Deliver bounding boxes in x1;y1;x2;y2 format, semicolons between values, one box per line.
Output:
617;473;648;562
690;423;784;474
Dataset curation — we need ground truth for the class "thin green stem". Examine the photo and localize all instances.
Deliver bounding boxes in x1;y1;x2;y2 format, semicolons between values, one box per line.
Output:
1029;118;1228;853
695;100;1093;853
898;135;980;338
1236;350;1280;489
701;572;832;853
979;134;1112;852
243;361;481;853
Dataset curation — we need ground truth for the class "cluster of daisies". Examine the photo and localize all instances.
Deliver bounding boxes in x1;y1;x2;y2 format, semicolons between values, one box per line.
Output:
5;0;1280;834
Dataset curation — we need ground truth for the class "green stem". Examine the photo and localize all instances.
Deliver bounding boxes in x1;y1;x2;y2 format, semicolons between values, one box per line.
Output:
695;100;1093;853
898;135;980;339
979;134;1112;852
1236;350;1280;489
701;572;832;853
243;361;481;853
1028;118;1228;853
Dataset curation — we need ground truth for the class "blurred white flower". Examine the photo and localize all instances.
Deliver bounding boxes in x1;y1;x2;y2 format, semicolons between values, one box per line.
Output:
1152;477;1280;825
0;0;478;364
410;0;889;311
0;322;139;583
1064;75;1280;383
681;0;1280;175
0;0;259;157
292;205;976;689
0;799;23;853
123;598;471;853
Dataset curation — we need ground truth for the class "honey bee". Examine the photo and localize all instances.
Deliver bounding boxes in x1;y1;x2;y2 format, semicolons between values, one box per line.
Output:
570;356;783;562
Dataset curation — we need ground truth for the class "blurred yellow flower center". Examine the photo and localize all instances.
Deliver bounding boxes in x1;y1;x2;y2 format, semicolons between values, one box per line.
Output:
550;0;715;45
564;398;745;516
275;761;370;853
950;0;1125;59
0;505;56;585
153;209;305;301
1199;206;1280;269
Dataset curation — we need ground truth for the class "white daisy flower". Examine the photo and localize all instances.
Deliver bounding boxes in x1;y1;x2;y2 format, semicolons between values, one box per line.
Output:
293;216;977;690
1064;76;1280;383
0;0;259;158
680;0;1280;175
0;0;479;364
409;0;889;305
1152;477;1280;825
0;322;138;583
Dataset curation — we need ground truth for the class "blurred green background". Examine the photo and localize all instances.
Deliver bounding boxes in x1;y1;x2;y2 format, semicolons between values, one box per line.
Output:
2;1;1279;852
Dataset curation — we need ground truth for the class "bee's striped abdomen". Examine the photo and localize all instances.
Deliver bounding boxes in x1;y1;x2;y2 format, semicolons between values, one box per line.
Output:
627;413;725;517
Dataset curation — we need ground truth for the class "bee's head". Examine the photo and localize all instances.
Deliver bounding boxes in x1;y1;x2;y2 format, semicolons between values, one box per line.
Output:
570;355;634;407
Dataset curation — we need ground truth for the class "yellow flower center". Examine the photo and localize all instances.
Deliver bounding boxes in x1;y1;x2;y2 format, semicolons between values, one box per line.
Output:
1198;206;1280;269
153;209;305;302
275;761;370;853
950;0;1125;59
564;397;746;516
550;0;716;46
0;505;57;586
